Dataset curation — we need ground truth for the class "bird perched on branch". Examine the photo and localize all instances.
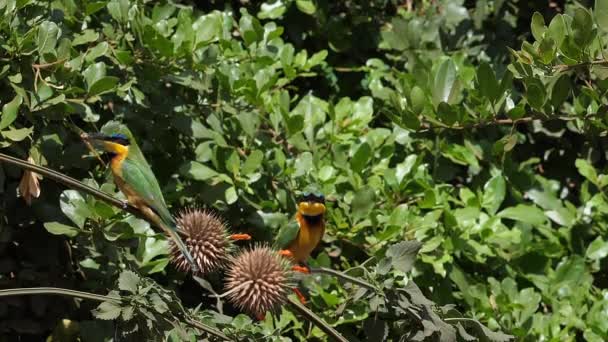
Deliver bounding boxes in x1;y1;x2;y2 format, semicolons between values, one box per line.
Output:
82;123;198;273
275;188;326;302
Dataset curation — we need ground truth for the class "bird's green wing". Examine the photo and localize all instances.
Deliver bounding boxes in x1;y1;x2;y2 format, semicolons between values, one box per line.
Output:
120;156;176;228
101;121;174;225
274;219;300;249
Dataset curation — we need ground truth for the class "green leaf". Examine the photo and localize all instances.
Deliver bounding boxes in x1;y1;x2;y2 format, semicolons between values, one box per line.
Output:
433;58;457;107
1;126;33;141
150;293;169;314
37;21;60;54
194;12;221;44
351;187;375;220
83;62;107;91
225;186;238;204
43;222;79;238
139;238;170;266
85;42;109;62
498;205;546;225
597;0;608;31
531;12;546;41
410;86;426;113
85;2;108;16
107;0;129;23
60;190;93;228
395;155;417;184
351;142;372;174
477;62;500;102
258;1;287;19
576;159;599;186
352;96;374;126
118;270;140;293
226;151;240;176
121;306;134;321
296;0;316;15
457;318;514;342
552;256;589;290
307;49;327;68
294;152;313;177
482;174;505;215
547;14;566;45
181;161;219;181
286;115;304;135
386;241;422;273
526;81;546;110
318;165;335;181
586;237;608;260
93;301;122;320
88;76;119;96
538;37;555;64
0;95;22;130
242;150;264;174
551;74;570;108
572;7;594;47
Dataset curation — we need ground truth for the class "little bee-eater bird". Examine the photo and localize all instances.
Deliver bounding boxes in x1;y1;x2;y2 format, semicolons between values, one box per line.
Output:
276;189;326;274
82;123;199;273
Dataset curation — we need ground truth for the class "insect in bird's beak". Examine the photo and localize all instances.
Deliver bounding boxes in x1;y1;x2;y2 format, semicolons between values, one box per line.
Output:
80;132;107;166
81;132;108;141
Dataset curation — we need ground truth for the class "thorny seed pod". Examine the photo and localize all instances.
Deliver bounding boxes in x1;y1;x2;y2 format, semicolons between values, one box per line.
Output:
224;245;292;319
170;208;232;275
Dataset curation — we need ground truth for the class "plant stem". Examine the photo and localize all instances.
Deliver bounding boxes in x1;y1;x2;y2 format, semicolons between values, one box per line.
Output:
287;297;349;342
0;287;231;341
0;287;120;302
0;152;143;218
310;267;376;291
184;318;231;341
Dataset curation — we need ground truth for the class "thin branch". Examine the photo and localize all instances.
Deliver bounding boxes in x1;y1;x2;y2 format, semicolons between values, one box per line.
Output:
32;58;67;92
553;59;608;72
287;297;349;342
0;287;120;302
0;287;231;341
184;318;231;341
416;113;598;132
0;152;143;218
32;58;68;69
310;267;377;291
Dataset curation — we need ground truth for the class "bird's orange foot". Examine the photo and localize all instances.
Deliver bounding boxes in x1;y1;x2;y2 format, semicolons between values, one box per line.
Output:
230;233;251;241
279;249;294;258
292;265;310;274
255;312;266;321
293;288;307;304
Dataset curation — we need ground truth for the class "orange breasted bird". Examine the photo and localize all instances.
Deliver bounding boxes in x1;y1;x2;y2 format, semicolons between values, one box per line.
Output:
276;188;326;274
82;123;198;273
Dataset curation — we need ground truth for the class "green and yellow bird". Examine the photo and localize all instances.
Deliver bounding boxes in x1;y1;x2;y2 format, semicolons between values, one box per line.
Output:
276;189;326;274
82;123;198;273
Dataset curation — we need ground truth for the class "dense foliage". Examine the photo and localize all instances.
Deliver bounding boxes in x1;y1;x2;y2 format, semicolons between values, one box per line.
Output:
1;0;608;340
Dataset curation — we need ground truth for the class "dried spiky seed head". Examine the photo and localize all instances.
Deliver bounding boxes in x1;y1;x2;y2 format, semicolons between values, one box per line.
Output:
169;208;231;275
225;245;292;318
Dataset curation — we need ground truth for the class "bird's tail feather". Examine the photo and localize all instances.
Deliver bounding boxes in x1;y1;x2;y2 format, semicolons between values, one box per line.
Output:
161;222;199;274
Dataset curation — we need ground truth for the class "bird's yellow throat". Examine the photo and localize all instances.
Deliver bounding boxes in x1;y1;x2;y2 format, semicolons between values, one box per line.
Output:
298;201;326;216
104;141;129;173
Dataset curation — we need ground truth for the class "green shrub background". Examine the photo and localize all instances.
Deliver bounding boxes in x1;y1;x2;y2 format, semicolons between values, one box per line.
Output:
1;0;608;341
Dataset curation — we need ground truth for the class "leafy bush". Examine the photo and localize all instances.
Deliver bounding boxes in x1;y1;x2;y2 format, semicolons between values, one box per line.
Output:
1;0;608;341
